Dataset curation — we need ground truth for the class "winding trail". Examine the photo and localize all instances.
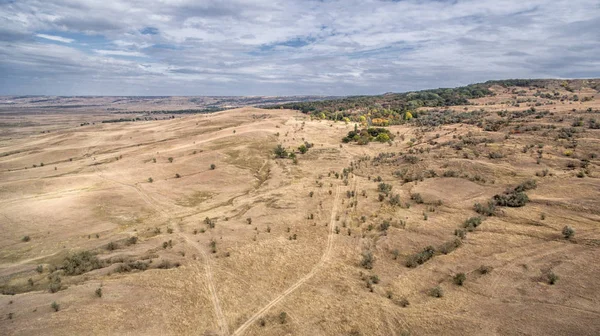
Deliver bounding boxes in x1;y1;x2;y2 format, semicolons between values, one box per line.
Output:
91;156;230;335
232;185;341;336
180;234;230;335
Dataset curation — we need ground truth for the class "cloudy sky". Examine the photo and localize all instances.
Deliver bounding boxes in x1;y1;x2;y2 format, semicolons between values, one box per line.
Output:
0;0;599;96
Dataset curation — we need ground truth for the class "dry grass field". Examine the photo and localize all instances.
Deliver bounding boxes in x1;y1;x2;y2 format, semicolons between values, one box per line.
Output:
1;84;599;335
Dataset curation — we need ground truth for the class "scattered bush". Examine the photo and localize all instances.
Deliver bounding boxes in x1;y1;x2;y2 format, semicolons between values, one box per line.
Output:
360;251;374;269
274;144;288;158
453;273;466;286
279;311;287;324
474;201;496;216
463;217;483;231
492;191;529;207
439;238;462;255
429;286;444;298
405;246;435;268
562;226;575;239
411;193;423;204
478;265;493;274
63;251;102;276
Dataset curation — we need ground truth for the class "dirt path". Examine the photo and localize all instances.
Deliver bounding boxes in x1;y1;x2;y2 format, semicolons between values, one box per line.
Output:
180;234;230;335
91;161;230;335
231;184;342;336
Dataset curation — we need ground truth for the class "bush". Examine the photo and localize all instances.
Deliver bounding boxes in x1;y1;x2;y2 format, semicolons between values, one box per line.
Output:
547;271;559;285
493;191;529;207
514;180;537;192
126;236;138;245
478;265;493;274
63;251;102;276
411;193;423;204
175;173;181;178
463;217;483;231
148;177;153;183
377;183;392;195
429;286;443;298
474;201;496;216
405;246;435;268
106;242;118;251
397;297;410;307
360;251;374;269
95;287;102;297
562;226;575;239
438;238;462;255
21;235;31;242
279;311;287;324
36;265;44;273
168;157;173;163
210;164;216;170
274;144;288;158
453;273;466;286
51;301;60;312
298;144;308;154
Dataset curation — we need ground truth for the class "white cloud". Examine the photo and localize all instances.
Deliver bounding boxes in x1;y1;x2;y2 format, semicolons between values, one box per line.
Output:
94;49;146;57
0;0;599;95
36;33;74;43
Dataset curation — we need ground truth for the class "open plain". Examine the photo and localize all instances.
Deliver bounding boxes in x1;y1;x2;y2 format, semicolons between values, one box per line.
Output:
1;82;600;336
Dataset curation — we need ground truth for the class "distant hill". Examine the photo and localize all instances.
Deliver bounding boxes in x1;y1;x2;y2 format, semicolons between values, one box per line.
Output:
263;79;600;124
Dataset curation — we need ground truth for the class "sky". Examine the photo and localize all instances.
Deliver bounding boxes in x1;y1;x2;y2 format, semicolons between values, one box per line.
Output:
0;0;599;96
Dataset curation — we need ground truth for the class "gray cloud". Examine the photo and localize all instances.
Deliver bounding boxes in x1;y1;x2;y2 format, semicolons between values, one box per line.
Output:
0;0;598;95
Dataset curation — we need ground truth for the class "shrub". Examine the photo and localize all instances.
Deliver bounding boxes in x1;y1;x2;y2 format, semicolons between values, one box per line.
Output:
439;238;462;255
36;265;44;273
493;191;529;207
454;229;466;239
397;297;410;307
168;157;173;163
309;191;314;197
106;242;118;251
210;164;216;170
51;301;60;312
274;144;288;158
126;236;138;245
562;226;575;239
429;286;443;298
63;251;102;276
478;265;493;274
389;194;401;206
175;173;181;178
22;235;31;242
148;177;153;183
488;151;504;159
547;271;559;285
411;193;423;204
298;144;308;154
95;287;102;297
279;311;287;324
246;217;252;225
360;251;374;269
405;246;435;268
514;180;537;192
377;183;392;195
463;217;483;231
474;201;496;216
453;273;466;286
